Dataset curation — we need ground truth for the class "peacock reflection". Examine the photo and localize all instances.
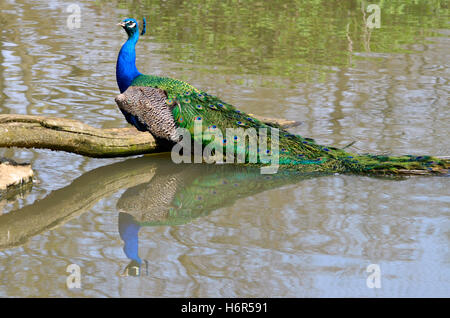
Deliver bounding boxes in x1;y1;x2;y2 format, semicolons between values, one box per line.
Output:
0;154;321;276
115;157;320;276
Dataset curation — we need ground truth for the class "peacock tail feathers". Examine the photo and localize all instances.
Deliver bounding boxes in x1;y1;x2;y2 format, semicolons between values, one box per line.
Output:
116;82;449;176
125;80;449;175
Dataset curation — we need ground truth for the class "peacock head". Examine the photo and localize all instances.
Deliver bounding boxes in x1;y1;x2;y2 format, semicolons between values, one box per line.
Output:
117;18;146;38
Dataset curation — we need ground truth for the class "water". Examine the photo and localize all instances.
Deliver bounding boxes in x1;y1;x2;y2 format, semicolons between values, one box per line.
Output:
0;0;449;297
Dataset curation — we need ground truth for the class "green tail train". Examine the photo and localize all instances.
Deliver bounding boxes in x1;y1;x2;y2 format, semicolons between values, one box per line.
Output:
114;74;449;176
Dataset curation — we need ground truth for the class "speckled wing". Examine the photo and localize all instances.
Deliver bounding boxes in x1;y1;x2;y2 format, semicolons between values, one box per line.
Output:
117;171;185;223
115;86;180;142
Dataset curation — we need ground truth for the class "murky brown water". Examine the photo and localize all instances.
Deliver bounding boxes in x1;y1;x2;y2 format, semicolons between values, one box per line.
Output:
0;0;449;297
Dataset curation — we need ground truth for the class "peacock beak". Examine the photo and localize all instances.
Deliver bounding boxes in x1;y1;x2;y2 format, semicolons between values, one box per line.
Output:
117;22;126;27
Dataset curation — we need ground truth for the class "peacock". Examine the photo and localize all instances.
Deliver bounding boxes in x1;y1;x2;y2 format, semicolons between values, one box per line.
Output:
115;18;448;175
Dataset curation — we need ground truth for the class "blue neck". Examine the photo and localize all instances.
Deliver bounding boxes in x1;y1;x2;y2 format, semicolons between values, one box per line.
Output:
116;32;141;93
119;212;142;264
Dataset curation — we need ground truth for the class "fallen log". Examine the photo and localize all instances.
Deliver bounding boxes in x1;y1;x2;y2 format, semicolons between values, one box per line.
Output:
0;114;447;176
0;114;300;158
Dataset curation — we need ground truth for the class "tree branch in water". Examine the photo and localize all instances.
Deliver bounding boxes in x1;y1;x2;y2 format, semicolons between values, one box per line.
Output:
0;114;300;158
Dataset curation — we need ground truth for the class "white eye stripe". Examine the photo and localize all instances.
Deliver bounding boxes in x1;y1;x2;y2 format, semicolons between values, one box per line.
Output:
128;22;136;28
